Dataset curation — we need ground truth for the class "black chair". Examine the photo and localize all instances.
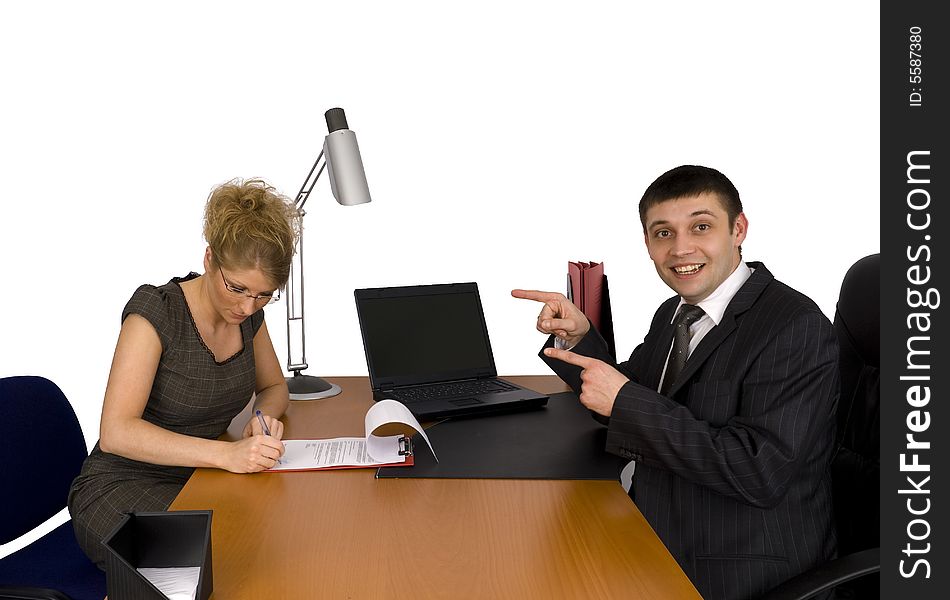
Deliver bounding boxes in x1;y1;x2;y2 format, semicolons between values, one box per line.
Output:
0;376;106;600
761;254;880;599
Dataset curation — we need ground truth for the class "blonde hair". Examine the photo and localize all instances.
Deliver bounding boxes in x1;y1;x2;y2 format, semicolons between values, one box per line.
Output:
203;178;300;288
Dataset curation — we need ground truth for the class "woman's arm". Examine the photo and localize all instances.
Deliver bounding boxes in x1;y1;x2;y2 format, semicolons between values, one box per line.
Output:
242;320;290;440
98;314;283;472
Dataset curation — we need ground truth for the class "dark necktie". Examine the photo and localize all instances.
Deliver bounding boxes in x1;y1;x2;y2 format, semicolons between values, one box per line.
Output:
660;304;706;396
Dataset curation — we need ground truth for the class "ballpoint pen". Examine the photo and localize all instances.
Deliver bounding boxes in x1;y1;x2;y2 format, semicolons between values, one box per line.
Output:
256;409;281;464
555;273;572;350
255;409;271;436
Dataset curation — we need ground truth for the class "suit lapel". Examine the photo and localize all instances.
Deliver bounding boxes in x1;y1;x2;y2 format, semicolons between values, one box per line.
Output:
640;299;679;392
665;262;773;397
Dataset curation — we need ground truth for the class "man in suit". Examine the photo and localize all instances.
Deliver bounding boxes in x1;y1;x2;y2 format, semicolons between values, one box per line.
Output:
513;165;838;599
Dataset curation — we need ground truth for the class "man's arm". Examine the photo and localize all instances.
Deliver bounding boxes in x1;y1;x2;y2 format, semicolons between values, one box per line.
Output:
541;326;647;426
605;309;838;508
541;325;643;393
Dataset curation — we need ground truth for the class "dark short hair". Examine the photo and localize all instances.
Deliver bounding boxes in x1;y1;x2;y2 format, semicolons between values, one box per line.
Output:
638;165;742;231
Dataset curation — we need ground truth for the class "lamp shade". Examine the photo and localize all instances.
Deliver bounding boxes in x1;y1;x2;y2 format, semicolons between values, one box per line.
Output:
324;130;371;206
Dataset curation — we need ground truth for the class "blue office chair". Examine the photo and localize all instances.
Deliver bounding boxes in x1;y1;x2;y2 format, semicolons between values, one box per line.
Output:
0;376;106;600
760;254;880;599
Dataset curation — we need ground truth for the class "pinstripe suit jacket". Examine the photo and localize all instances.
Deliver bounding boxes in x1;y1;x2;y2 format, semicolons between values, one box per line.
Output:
542;262;838;600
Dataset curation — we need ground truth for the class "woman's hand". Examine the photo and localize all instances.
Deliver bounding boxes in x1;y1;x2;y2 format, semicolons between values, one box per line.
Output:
242;413;284;440
221;434;285;473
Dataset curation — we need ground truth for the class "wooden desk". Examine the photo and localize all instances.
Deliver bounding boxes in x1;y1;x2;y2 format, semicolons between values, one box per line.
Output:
171;376;701;599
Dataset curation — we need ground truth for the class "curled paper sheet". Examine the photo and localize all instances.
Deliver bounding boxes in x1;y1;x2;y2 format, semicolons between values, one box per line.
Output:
367;399;438;463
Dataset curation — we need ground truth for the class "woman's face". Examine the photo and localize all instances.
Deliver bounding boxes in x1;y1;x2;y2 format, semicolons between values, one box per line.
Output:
205;248;279;324
213;264;279;324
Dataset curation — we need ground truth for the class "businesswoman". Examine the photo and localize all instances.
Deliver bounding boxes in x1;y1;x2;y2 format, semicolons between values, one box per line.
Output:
68;179;297;569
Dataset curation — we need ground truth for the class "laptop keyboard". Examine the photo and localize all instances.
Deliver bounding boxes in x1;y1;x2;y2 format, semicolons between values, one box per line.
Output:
391;379;518;403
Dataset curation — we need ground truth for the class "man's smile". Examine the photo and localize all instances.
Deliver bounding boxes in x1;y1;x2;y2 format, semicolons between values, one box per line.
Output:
672;263;705;276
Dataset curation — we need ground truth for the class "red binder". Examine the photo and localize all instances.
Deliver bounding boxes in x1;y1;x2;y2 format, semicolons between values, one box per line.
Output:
568;261;616;360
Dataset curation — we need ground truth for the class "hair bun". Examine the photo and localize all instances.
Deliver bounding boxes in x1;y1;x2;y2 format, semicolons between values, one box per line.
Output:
203;178;298;288
240;195;259;211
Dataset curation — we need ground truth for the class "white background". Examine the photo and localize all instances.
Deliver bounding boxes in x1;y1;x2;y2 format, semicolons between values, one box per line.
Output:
1;1;879;556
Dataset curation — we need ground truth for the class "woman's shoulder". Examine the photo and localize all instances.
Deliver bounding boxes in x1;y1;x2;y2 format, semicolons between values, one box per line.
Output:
125;274;192;310
121;273;198;339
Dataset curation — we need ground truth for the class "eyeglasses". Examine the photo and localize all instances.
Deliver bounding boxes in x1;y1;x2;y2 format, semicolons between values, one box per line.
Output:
218;267;280;305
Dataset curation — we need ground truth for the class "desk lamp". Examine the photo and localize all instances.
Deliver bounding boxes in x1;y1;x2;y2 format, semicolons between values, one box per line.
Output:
285;107;371;400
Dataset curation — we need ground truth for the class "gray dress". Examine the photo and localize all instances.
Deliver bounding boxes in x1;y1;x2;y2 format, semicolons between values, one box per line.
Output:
68;273;264;569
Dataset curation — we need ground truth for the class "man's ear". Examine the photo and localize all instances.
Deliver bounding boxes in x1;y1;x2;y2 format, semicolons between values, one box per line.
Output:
733;213;748;248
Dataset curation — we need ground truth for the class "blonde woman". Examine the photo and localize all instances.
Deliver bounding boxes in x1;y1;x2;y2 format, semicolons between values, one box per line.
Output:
69;179;298;569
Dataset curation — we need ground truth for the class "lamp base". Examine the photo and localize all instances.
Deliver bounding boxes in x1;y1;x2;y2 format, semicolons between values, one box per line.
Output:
286;373;342;400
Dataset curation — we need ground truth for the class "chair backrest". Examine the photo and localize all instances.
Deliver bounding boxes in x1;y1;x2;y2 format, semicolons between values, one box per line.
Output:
831;254;880;556
0;376;88;543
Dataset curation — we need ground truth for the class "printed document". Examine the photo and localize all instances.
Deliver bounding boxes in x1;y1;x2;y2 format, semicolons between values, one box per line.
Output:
268;400;436;471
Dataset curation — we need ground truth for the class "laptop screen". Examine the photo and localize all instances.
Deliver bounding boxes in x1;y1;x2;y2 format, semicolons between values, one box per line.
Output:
355;283;497;388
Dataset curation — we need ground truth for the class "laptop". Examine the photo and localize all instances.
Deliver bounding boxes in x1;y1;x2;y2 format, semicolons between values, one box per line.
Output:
354;282;549;420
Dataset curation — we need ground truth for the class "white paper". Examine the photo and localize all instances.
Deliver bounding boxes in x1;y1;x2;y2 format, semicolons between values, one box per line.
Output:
266;400;436;471
270;436;405;470
136;566;200;600
366;399;437;462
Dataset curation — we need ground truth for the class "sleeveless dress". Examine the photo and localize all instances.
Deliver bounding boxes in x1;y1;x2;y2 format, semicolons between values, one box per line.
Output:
67;273;264;569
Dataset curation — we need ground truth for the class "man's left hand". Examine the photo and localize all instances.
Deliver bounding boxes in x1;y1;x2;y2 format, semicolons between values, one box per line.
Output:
544;348;629;417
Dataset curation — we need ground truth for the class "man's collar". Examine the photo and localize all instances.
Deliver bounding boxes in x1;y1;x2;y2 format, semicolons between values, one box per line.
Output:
674;261;753;325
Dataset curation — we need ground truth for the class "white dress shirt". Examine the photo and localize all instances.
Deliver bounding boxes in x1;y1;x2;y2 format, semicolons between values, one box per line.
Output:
657;261;753;392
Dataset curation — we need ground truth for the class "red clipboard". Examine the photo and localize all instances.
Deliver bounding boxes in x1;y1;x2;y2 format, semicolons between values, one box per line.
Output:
264;435;415;472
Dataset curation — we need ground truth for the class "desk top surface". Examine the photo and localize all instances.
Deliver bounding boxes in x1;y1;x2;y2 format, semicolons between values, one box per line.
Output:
170;376;701;599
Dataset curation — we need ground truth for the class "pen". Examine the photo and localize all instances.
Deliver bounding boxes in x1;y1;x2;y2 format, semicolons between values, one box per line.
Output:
255;409;271;436
256;409;281;465
555;273;573;350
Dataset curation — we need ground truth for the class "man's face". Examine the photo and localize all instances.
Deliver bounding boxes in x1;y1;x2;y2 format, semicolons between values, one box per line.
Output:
643;192;747;304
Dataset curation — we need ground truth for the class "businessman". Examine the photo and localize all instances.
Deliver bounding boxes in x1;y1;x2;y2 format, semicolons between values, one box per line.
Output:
513;165;838;600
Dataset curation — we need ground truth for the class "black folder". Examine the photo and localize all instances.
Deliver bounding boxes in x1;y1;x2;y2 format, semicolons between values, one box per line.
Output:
376;392;624;480
102;510;213;600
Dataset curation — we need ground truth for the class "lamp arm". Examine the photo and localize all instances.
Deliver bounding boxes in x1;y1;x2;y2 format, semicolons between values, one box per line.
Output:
294;149;326;211
286;150;327;374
